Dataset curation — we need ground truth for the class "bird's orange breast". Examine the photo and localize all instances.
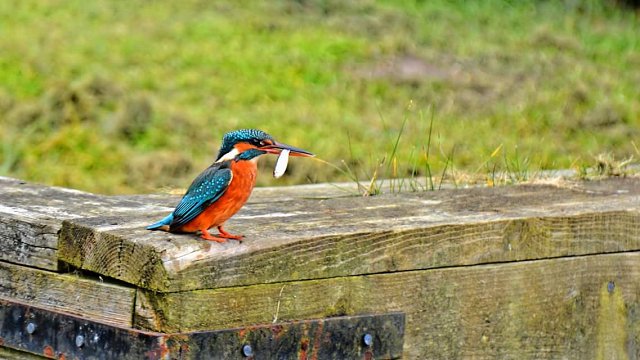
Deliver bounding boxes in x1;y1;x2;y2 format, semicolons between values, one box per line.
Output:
180;160;258;232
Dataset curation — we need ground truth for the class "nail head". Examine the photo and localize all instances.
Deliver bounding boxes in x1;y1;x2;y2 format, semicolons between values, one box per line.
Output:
363;333;373;347
242;344;253;357
75;335;85;348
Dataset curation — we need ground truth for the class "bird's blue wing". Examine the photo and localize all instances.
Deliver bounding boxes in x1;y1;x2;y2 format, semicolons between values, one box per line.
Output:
169;164;233;230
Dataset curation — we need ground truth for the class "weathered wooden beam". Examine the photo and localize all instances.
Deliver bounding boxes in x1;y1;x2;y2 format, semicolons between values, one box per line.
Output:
59;178;640;292
0;176;169;271
0;177;348;273
0;260;135;327
135;252;640;359
3;176;640;358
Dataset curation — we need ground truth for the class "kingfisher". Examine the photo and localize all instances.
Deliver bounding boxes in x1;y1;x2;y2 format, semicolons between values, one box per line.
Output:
147;129;313;242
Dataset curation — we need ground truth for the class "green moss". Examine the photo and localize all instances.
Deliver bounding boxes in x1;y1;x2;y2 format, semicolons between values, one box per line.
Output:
324;296;354;318
596;281;628;360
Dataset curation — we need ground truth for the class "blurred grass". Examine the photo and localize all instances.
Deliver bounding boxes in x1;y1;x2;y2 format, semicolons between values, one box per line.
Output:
0;0;638;194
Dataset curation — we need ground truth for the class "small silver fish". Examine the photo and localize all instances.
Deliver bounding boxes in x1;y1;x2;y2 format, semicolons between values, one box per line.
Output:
273;149;290;178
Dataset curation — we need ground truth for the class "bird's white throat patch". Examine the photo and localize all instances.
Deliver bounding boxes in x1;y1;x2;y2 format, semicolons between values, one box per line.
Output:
216;148;240;163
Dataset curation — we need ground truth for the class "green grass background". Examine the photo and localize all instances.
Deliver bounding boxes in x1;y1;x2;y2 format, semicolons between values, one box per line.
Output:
0;0;638;194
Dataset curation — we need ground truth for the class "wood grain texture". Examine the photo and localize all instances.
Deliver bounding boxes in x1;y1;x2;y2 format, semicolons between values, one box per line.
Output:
135;252;640;359
0;260;135;327
3;176;640;358
59;178;640;292
0;177;348;272
0;176;170;271
0;216;58;271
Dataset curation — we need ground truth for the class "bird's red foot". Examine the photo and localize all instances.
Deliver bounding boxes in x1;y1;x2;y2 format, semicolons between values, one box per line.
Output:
199;229;227;243
217;226;243;241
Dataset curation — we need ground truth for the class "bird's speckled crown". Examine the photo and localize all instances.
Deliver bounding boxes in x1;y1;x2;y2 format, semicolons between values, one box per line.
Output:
216;129;273;161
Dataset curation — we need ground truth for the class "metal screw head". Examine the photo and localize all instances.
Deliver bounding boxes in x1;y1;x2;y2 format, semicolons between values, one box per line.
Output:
75;334;85;348
26;322;36;334
363;333;373;347
242;344;253;357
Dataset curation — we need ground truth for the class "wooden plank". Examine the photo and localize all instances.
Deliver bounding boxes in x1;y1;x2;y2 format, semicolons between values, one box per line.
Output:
135;252;640;359
0;261;135;327
0;216;58;271
0;177;350;271
58;178;640;292
0;176;170;270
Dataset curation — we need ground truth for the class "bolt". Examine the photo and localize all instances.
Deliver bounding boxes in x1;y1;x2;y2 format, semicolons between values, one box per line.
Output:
75;335;85;348
26;322;36;334
242;344;253;357
363;333;373;347
608;281;615;294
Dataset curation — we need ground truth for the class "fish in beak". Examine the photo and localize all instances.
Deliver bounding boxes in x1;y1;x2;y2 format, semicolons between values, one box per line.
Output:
259;141;314;178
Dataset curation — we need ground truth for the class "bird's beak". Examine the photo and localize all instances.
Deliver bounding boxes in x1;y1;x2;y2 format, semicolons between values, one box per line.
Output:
261;141;314;157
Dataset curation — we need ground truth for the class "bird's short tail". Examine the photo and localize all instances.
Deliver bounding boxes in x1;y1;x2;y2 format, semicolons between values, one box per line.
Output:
146;214;173;231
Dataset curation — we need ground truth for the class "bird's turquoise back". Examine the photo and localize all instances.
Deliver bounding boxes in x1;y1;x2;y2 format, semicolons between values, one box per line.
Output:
153;161;234;230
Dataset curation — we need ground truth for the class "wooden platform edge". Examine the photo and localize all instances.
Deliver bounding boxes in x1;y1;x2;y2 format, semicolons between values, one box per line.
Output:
0;260;135;328
4;176;640;293
59;206;640;293
134;251;640;359
2;177;640;358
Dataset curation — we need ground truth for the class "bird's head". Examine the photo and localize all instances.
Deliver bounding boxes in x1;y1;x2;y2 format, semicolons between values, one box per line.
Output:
215;129;314;162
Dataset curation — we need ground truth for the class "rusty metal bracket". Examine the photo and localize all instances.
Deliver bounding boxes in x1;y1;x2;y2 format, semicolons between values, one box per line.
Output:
0;298;404;359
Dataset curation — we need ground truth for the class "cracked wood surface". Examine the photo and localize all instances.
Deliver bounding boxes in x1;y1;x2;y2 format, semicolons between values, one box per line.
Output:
2;176;640;358
2;175;640;293
52;177;640;292
4;252;639;358
0;176;168;270
134;252;640;359
0;260;135;327
0;175;350;273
